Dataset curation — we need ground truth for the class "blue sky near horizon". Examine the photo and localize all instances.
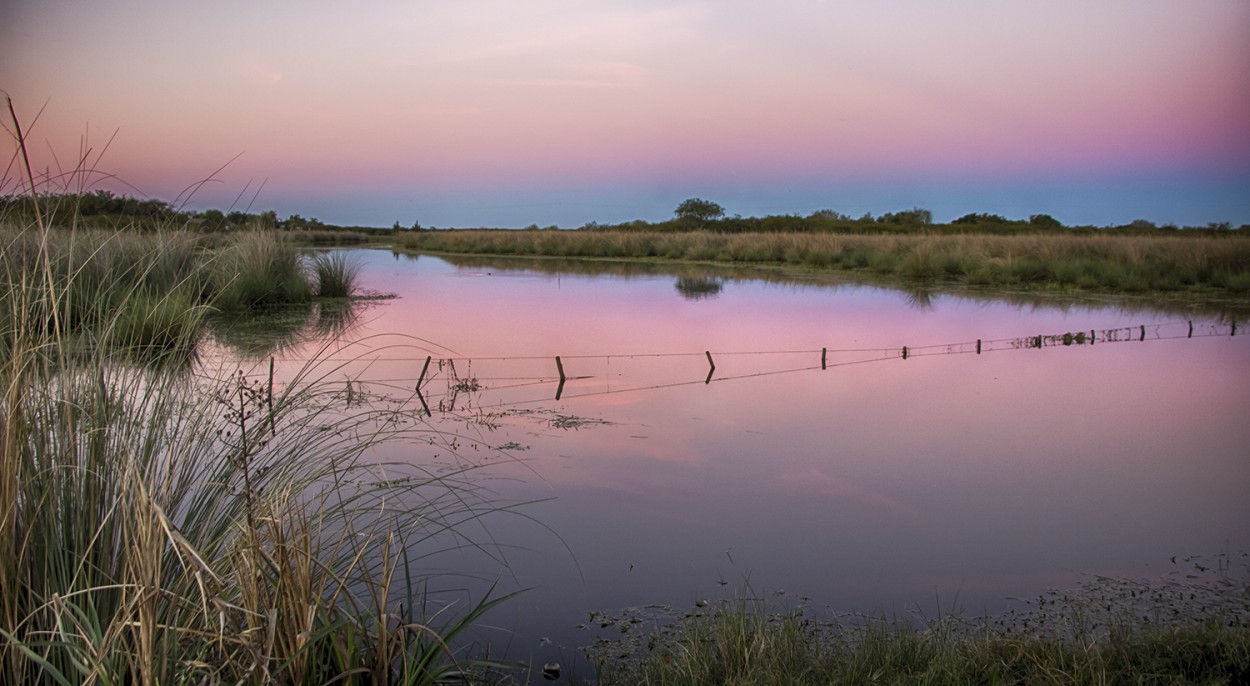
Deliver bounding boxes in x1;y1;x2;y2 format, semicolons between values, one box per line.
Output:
4;0;1249;228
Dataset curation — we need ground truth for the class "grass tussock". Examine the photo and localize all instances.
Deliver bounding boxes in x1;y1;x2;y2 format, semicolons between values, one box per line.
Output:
587;563;1250;685
395;230;1250;297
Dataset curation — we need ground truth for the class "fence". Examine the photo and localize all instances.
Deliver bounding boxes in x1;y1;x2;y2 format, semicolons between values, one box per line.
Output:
211;318;1240;417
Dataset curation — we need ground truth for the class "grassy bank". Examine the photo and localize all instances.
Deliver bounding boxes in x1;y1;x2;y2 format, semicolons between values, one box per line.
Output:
1;211;519;682
394;230;1250;298
586;560;1250;685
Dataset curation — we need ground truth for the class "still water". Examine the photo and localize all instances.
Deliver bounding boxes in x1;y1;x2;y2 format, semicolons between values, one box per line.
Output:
215;248;1250;674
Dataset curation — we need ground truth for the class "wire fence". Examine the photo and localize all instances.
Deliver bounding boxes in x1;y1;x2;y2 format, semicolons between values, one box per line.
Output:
193;318;1240;417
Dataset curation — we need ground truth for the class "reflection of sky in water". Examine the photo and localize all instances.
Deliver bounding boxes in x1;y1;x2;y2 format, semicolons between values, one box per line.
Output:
233;249;1250;671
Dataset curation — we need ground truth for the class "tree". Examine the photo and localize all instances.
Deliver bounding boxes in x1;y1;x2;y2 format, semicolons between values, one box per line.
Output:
952;212;1009;225
878;207;932;225
674;198;725;223
1028;214;1062;228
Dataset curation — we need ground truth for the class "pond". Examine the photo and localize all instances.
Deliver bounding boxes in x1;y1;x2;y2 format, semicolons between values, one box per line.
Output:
211;248;1250;678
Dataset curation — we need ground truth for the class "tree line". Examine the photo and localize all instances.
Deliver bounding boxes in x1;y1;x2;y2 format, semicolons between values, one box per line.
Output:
575;198;1243;235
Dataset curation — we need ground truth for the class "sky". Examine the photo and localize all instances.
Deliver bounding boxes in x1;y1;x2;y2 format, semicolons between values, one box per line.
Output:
3;0;1249;228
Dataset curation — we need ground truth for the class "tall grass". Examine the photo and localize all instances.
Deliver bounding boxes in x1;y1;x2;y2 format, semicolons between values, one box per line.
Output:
395;230;1250;297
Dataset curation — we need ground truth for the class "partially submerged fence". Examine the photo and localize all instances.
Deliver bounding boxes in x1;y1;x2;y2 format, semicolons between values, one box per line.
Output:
218;318;1240;415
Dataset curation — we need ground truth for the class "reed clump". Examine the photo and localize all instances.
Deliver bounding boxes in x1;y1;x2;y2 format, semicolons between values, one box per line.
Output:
396;230;1250;297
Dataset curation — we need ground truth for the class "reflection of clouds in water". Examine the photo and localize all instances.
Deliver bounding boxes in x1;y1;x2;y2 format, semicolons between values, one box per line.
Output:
774;466;919;517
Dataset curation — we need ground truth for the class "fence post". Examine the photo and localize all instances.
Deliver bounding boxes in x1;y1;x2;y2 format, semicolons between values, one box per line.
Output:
901;346;908;360
976;339;981;354
705;351;715;384
1188;320;1193;338
555;356;567;400
1140;325;1146;341
416;355;432;392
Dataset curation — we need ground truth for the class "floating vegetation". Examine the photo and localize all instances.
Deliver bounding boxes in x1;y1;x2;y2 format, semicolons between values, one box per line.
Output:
550;413;614;430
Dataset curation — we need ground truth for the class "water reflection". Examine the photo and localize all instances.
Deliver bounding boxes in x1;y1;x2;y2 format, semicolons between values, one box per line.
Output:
208;299;367;358
213;249;1250;679
674;276;724;300
416;250;1250;320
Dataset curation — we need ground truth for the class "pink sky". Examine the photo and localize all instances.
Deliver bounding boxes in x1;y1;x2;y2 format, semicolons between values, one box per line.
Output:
4;0;1249;227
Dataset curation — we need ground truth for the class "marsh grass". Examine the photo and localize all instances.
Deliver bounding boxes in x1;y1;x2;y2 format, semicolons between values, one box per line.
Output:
396;230;1250;297
586;559;1250;685
312;250;362;299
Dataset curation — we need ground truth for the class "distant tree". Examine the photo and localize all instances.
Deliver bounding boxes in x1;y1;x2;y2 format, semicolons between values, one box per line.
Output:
1029;213;1062;228
411;219;422;231
675;198;725;223
809;209;851;221
201;209;226;229
953;212;1010;225
879;207;932;225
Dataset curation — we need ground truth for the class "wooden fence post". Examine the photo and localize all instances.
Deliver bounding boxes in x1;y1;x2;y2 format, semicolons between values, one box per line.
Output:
416;356;432;391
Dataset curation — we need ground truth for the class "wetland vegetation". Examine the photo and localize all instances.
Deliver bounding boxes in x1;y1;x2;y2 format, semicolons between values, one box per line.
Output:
1;198;523;681
4;188;1248;682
